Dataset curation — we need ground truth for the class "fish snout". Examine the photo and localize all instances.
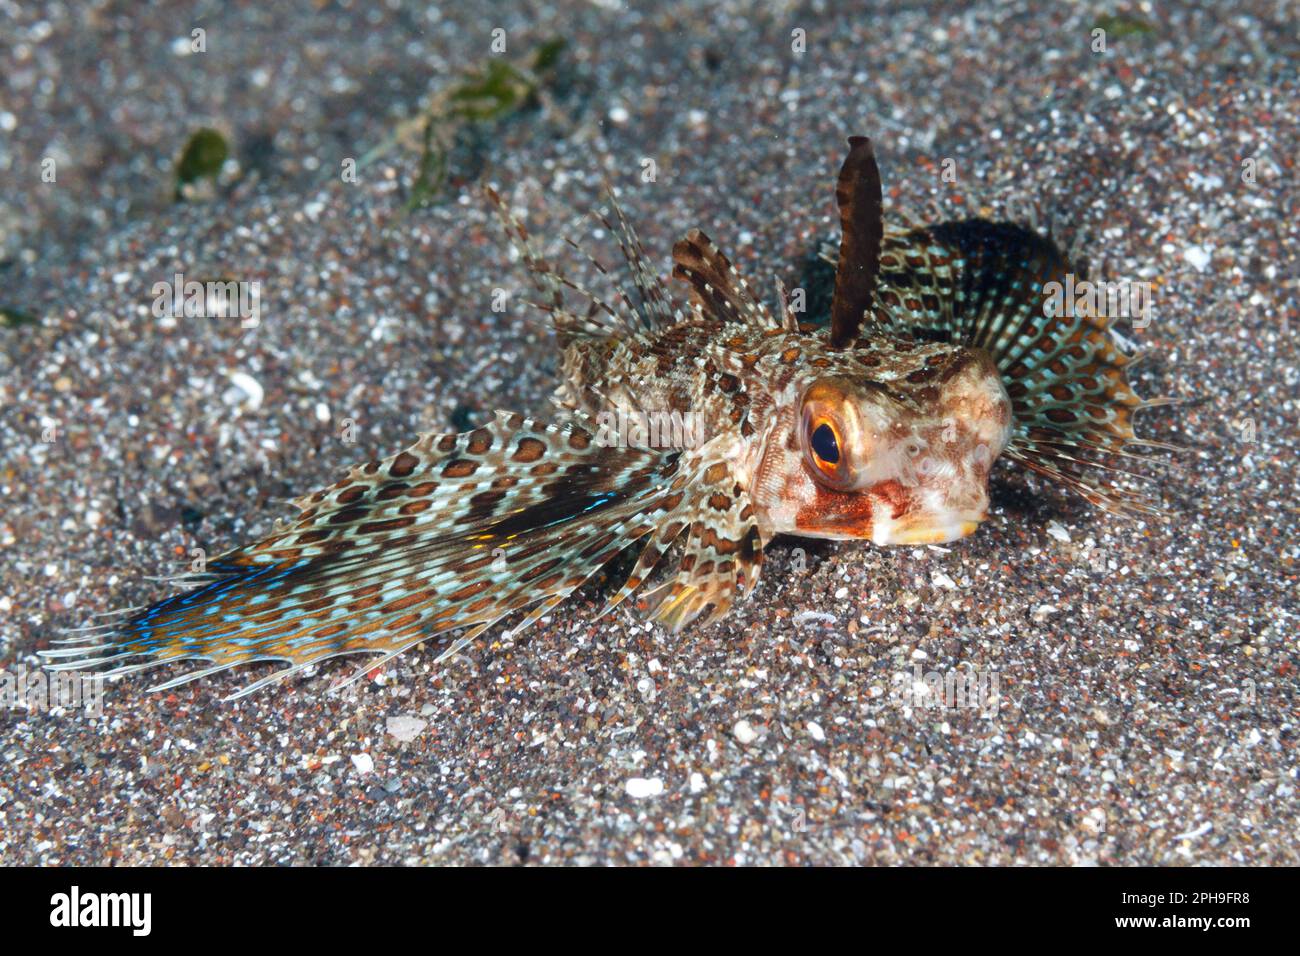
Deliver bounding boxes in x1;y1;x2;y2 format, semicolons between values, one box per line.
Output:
879;515;983;546
867;461;992;545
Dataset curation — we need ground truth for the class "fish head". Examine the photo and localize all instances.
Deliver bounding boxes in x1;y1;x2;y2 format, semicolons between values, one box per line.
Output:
753;344;1012;545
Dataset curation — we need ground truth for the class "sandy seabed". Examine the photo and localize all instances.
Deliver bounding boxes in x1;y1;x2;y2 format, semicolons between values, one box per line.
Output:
0;1;1295;865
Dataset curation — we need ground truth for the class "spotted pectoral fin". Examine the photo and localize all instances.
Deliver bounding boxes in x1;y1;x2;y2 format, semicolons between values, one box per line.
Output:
45;412;684;698
875;219;1175;515
633;461;765;633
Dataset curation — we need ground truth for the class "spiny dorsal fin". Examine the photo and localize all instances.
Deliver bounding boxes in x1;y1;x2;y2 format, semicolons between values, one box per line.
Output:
593;187;682;336
671;228;780;329
485;186;622;344
487;185;684;346
829;136;884;348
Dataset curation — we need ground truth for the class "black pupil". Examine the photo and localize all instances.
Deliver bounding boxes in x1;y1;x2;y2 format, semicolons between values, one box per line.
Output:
811;423;840;464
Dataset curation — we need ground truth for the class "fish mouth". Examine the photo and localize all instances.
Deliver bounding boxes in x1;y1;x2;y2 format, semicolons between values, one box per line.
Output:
873;517;982;546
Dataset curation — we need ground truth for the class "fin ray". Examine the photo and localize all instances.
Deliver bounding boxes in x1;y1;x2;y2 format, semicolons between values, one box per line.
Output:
46;413;686;690
873;218;1172;515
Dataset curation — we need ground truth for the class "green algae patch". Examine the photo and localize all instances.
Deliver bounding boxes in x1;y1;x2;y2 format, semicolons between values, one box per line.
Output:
175;128;230;201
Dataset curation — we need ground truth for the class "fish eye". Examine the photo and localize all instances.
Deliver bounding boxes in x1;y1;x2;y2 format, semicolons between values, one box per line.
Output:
800;379;863;491
805;415;851;488
811;422;840;465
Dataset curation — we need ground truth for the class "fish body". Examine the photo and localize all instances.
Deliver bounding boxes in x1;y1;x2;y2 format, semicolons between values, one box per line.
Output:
45;137;1169;698
562;317;1009;545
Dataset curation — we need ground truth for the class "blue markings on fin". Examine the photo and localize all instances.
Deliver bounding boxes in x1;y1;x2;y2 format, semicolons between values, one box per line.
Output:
123;560;311;646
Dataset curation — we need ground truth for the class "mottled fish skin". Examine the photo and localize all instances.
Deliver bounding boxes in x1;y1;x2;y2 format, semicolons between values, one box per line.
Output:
44;137;1171;698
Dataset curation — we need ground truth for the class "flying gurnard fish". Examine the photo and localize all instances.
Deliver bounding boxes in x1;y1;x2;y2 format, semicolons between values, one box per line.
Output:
45;137;1171;699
